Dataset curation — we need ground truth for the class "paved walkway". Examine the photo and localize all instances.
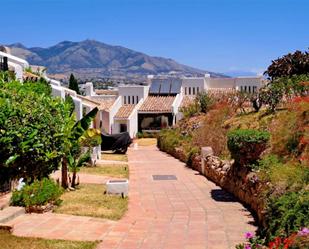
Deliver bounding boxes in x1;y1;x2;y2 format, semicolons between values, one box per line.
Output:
7;146;256;249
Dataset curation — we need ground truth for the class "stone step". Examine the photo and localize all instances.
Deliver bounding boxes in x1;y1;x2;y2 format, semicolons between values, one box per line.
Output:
0;206;25;223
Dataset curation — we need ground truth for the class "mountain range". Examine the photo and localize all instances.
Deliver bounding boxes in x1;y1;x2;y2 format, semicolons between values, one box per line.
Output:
7;40;225;82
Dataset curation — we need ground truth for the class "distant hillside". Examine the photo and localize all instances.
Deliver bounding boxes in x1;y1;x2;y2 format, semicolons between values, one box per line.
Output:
7;40;225;82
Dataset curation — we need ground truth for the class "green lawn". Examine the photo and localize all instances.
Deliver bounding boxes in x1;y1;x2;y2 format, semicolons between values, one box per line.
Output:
0;230;98;249
54;184;128;220
101;152;128;162
80;164;129;178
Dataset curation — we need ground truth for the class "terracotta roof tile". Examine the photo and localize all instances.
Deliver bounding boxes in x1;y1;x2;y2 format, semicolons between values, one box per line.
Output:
88;96;117;111
95;89;118;96
115;105;135;119
139;96;175;113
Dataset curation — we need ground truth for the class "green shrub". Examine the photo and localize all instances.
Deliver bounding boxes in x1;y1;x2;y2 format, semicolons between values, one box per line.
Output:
11;178;63;208
0;80;73;183
227;129;270;166
264;191;309;241
157;129;182;154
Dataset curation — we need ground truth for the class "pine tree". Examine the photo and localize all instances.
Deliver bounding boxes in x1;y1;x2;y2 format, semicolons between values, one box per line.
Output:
69;73;80;94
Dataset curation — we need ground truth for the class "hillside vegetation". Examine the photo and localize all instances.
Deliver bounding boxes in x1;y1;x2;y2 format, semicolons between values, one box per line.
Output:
158;49;309;248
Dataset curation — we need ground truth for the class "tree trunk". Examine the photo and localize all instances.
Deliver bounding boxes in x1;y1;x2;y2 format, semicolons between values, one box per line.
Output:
61;157;68;189
71;171;76;188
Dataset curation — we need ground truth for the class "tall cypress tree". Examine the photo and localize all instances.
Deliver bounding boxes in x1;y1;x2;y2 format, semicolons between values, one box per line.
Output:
69;73;80;94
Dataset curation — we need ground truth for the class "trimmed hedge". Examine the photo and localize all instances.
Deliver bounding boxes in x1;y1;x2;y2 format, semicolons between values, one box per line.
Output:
227;129;270;166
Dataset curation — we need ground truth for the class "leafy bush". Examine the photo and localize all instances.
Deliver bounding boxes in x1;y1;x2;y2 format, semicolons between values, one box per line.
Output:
0;80;73;183
264;191;309;241
196;91;215;113
157;128;184;154
11;178;63;208
227;129;270;166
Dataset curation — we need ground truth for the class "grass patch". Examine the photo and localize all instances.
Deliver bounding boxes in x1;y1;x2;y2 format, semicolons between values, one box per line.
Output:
101;152;127;162
137;138;157;146
54;184;128;220
0;230;98;249
80;164;129;178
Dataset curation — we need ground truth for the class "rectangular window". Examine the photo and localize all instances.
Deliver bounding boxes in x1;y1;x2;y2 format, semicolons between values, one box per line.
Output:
248;86;251;93
132;96;135;104
128;96;131;104
244;86;247;92
240;86;243;92
185;87;187;95
136;95;139;103
193;87;196;95
189;87;191;95
124;96;126;104
197;87;199;94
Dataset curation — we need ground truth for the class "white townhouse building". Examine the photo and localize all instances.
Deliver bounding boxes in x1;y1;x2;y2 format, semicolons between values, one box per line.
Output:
0;48;263;141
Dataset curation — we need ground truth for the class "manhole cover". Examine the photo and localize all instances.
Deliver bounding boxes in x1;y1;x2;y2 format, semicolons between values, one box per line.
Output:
152;175;177;180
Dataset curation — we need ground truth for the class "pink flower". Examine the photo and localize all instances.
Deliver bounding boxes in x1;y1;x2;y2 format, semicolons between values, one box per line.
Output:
244;244;251;249
245;232;254;239
298;227;309;236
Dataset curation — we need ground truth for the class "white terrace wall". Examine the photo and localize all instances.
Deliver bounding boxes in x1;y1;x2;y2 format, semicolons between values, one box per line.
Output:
172;93;183;124
205;78;236;90
235;77;263;93
181;77;206;96
118;85;149;105
127;98;144;138
109;96;122;134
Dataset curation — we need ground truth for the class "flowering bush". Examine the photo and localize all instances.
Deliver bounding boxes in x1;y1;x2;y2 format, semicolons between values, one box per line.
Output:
236;228;309;249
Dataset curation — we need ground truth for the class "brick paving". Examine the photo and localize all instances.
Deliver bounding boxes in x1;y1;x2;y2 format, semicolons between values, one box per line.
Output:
7;145;256;249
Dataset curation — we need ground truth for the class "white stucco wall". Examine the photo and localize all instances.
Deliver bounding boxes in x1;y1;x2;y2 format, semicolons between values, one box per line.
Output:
72;96;83;120
118;85;149;105
8;61;23;81
172;93;183;124
181;77;206;95
109;96;122;134
235;77;263;93
127;98;144;138
51;85;65;99
0;51;29;70
205;78;236;90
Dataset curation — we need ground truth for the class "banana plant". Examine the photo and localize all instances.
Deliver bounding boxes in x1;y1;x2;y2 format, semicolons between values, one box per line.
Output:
67;149;91;188
61;107;99;189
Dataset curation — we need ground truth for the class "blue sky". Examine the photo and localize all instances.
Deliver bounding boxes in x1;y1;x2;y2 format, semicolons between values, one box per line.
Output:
1;0;308;75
